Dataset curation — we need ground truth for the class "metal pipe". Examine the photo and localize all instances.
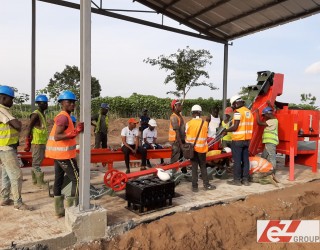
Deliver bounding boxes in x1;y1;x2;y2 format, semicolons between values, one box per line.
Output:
79;0;91;211
31;0;36;111
222;43;229;112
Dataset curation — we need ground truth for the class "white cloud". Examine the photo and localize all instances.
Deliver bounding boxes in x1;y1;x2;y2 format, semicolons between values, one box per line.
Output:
305;61;320;74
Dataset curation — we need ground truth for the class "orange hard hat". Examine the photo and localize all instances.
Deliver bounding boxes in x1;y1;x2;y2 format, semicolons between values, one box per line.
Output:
171;99;181;110
224;107;233;115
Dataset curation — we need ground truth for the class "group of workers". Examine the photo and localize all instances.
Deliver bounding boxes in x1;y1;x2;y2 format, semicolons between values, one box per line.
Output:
0;84;278;216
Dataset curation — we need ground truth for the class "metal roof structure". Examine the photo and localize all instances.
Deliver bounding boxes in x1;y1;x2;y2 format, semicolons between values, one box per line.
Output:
39;0;320;44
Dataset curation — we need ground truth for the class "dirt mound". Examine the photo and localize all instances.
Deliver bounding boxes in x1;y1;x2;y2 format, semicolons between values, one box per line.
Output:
70;181;320;250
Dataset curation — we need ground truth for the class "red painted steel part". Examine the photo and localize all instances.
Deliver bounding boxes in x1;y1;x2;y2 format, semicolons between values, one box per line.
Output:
103;169;119;187
110;172;128;191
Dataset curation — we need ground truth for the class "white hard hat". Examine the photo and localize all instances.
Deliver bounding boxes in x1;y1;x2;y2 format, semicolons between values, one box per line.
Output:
156;168;171;181
148;119;157;127
223;147;232;153
191;104;202;112
230;95;243;105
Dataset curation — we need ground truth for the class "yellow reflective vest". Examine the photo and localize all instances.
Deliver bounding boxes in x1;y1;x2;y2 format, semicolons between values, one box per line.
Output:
31;110;48;145
0;104;19;146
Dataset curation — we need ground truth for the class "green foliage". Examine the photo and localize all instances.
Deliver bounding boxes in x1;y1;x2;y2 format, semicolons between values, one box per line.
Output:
38;65;101;102
144;47;218;101
289;103;318;110
300;93;316;105
91;94;222;118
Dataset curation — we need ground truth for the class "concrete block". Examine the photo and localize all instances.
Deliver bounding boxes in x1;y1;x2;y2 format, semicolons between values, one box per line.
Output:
65;206;107;242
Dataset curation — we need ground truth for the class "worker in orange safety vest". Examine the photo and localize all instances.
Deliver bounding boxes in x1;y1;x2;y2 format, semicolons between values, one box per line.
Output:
169;99;187;173
222;95;254;186
45;90;84;217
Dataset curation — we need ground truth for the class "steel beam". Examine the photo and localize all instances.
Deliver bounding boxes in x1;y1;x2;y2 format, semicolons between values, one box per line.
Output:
31;0;36;111
79;0;91;211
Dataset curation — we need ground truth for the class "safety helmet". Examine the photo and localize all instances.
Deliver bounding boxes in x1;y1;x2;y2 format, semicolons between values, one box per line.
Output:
224;107;233;115
35;94;48;102
222;147;232;153
156;168;171;181
57;90;77;102
70;115;77;123
191;104;202;112
171;99;181;110
0;85;14;98
230;95;242;105
101;103;109;109
148;119;157;127
262;107;273;115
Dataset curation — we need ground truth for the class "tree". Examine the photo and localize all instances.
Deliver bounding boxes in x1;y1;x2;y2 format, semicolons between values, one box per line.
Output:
14;93;30;112
39;65;101;102
300;93;316;105
144;46;217;102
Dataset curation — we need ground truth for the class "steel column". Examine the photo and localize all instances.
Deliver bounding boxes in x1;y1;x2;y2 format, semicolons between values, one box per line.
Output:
31;0;36;111
222;43;229;112
79;0;91;211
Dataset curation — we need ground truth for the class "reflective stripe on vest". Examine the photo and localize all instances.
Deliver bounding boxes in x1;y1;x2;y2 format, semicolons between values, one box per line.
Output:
249;156;273;174
0;123;19;146
232;107;254;141
95;114;109;133
262;119;279;145
45;111;76;159
185;119;208;153
169;113;181;142
31;110;48;145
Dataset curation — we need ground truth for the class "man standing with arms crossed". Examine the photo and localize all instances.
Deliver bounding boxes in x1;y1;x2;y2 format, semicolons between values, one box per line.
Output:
45;90;84;217
169;100;187;173
222;95;254;186
0;85;30;210
24;94;49;188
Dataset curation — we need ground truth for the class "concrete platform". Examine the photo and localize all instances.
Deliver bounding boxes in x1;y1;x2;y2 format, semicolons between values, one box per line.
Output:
0;158;319;249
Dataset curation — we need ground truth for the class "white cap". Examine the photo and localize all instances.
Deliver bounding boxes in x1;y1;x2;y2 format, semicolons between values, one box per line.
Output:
230;95;242;105
156;168;171;181
191;104;202;112
223;147;232;153
148;119;157;127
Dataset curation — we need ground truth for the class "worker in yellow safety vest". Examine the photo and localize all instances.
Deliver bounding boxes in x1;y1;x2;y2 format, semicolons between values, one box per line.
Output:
186;105;215;192
169;99;187;173
45;90;84;217
222;95;254;186
256;106;279;173
24;94;49;188
0;85;31;210
91;103;109;148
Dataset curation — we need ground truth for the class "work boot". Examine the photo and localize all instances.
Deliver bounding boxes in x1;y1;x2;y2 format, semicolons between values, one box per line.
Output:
35;171;48;189
242;180;250;186
54;196;65;218
31;169;37;185
227;180;242;186
204;184;216;191
65;197;78;208
192;186;199;192
14;202;33;211
140;166;147;171
146;160;152;168
0;198;13;206
126;168;130;174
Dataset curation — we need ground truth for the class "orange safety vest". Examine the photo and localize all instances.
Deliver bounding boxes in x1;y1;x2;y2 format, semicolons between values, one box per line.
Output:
45;111;77;160
185;119;208;153
232;106;254;141
249;156;273;175
169;113;181;142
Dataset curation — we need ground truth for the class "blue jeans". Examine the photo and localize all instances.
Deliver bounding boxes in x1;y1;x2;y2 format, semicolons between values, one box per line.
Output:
231;140;250;181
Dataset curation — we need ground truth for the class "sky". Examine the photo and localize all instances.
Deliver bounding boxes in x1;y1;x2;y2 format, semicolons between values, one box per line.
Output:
1;0;320;106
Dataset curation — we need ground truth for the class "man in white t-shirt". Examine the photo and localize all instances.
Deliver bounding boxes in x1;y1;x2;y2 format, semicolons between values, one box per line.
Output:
142;119;164;167
207;107;221;138
121;118;147;173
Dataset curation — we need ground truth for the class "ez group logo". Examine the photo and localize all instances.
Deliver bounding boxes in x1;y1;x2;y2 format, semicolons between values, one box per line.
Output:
257;220;320;243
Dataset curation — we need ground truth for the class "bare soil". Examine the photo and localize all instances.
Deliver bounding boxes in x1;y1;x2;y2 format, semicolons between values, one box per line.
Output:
69;180;320;250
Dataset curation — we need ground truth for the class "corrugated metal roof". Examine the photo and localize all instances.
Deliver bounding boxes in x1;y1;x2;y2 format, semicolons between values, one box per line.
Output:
136;0;320;43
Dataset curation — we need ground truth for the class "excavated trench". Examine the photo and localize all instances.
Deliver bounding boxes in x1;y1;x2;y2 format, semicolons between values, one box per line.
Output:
70;180;320;250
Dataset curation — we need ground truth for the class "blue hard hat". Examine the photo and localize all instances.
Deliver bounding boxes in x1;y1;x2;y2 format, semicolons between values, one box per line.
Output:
57;90;77;102
0;85;14;98
70;115;77;123
35;94;48;102
262;107;273;115
101;103;109;109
